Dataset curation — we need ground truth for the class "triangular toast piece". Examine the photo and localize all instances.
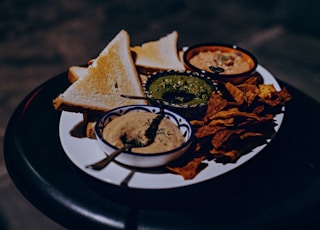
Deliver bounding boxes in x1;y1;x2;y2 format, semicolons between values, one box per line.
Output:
67;66;88;83
131;31;185;74
53;30;146;115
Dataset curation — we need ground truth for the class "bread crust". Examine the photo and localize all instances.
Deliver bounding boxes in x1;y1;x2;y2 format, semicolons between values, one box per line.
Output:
52;96;106;115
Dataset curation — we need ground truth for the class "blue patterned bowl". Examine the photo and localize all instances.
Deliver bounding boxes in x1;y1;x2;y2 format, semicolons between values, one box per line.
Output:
95;105;193;168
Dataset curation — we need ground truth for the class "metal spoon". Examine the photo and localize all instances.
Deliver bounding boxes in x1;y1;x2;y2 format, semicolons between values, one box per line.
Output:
209;65;225;74
121;94;166;103
86;112;164;171
85;143;134;170
161;91;195;104
121;93;195;104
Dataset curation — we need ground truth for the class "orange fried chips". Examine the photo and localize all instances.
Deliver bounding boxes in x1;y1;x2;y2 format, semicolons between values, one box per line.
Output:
167;77;292;179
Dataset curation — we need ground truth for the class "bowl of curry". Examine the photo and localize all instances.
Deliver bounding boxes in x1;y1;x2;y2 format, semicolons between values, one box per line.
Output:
95;105;193;168
183;43;258;84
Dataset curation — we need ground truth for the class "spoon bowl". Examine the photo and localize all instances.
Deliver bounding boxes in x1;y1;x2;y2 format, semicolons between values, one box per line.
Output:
161;91;195;104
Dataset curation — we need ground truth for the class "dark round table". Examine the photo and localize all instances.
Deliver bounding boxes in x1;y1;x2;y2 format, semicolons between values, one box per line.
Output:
4;71;320;229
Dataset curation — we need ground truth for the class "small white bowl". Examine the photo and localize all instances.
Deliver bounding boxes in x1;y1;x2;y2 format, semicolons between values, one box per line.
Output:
94;105;193;168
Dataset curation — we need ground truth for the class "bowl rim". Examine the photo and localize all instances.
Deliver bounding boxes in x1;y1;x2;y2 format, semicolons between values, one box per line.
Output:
142;69;218;108
94;104;193;157
183;42;258;78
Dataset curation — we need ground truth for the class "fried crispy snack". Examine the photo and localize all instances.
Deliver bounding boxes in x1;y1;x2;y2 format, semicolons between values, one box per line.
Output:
211;128;245;149
204;93;228;122
208;107;268;121
225;82;245;105
194;125;226;139
238;84;260;106
209;149;240;162
199;78;291;162
189;120;205;126
258;84;276;98
259;86;292;107
167;156;207;180
167;77;292;179
208;117;234;127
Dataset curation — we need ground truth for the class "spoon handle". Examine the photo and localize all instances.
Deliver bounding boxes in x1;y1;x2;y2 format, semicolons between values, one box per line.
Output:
86;145;131;170
121;94;165;102
144;113;165;145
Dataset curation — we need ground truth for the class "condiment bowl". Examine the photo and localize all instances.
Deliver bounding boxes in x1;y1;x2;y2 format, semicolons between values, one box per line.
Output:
95;105;193;168
143;70;218;119
183;43;258;84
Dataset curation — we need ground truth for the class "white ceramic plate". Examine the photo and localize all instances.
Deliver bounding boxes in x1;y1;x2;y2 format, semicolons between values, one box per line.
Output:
59;65;284;189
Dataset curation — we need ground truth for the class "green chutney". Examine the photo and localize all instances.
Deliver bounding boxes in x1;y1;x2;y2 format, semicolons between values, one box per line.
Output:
148;74;213;106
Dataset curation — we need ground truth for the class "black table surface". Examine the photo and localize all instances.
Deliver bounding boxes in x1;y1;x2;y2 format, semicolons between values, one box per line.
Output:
4;71;320;230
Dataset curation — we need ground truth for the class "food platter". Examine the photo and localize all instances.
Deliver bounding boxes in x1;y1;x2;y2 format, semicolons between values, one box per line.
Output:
59;65;285;189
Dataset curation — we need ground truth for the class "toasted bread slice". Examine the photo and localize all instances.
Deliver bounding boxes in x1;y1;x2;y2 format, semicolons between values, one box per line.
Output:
68;58;96;83
68;66;88;83
53;30;147;115
131;31;185;74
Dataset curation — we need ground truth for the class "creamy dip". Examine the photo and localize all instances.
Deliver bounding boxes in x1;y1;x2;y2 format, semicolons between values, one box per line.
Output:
102;111;185;154
189;50;250;75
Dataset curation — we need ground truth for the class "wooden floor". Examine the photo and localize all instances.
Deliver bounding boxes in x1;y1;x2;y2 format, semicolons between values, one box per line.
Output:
1;0;319;229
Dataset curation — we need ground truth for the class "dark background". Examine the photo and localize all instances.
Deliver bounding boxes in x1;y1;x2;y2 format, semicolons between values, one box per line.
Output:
1;0;319;229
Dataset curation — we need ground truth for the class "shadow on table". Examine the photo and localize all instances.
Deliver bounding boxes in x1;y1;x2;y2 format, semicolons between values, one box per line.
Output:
0;210;9;230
